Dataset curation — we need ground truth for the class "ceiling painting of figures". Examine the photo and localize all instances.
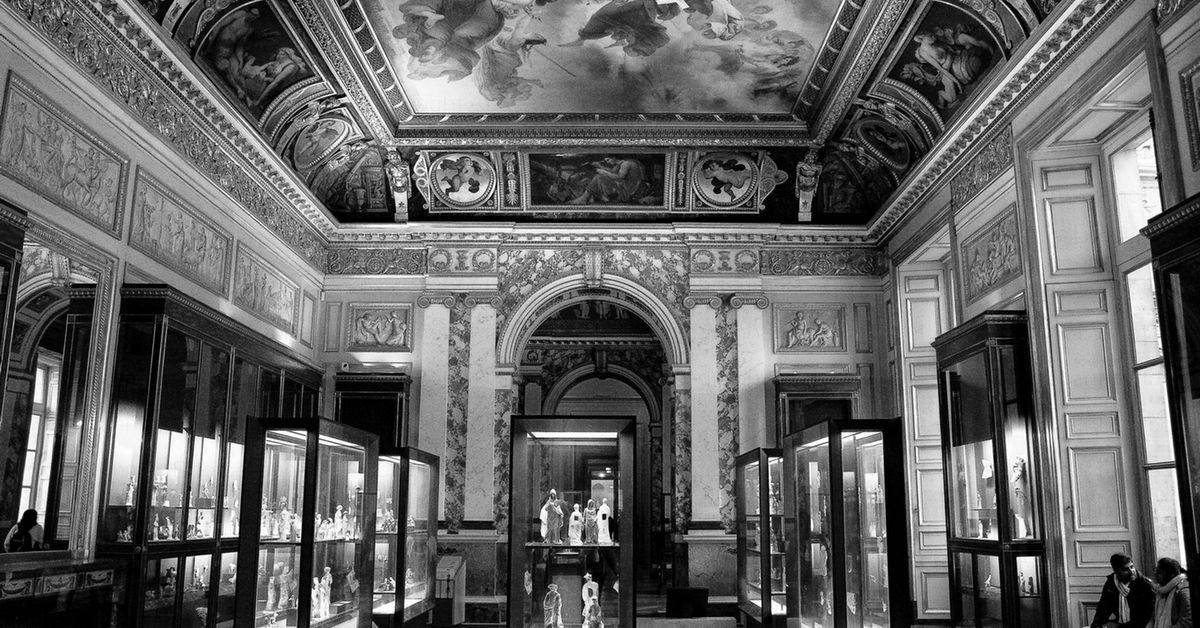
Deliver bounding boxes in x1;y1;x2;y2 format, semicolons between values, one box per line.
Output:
360;0;837;114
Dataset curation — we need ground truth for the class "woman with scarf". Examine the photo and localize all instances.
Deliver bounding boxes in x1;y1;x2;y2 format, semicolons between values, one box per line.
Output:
1152;557;1192;628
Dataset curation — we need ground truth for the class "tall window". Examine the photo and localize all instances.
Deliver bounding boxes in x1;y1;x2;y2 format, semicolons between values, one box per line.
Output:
19;353;60;517
1108;124;1183;566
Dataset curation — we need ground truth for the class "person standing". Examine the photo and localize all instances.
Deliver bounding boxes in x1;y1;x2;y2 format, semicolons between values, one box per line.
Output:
1151;557;1191;628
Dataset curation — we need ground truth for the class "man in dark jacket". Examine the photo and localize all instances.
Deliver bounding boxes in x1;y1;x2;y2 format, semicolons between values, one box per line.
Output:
1090;553;1156;628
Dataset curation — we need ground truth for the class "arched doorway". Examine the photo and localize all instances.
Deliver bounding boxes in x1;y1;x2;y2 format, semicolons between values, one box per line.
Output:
518;296;672;592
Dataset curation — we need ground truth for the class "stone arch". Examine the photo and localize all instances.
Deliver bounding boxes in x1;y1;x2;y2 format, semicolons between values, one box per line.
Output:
542;364;662;424
498;273;689;367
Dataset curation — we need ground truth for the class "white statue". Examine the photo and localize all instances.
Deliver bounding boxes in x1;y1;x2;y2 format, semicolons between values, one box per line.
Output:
597;498;612;544
568;504;583;545
581;572;600;622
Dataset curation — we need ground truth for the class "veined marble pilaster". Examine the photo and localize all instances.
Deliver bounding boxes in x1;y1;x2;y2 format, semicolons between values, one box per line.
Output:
493;381;516;534
733;294;769;452
672;384;692;533
686;295;721;525
465;296;498;522
417;294;452;521
715;299;740;532
444;295;471;532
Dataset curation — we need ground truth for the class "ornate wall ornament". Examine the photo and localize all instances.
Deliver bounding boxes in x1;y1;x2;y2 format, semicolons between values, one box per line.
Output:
868;0;1133;240
773;304;847;352
684;293;725;310
730;293;770;310
501;152;521;209
427;247;498;274
1180;56;1200;172
950;126;1015;211
463;291;502;309
1156;0;1181;20
130;169;232;296
2;0;329;267
345;304;412;351
326;247;426;275
495;248;588;338
233;244;300;334
418;152;498;210
690;249;760;274
959;206;1023;303
384;149;411;221
691;152;759;210
760;248;885;275
603;248;690;336
0;73;128;236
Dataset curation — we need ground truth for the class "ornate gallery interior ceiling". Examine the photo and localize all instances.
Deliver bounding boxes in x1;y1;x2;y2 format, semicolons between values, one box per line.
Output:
65;0;1089;234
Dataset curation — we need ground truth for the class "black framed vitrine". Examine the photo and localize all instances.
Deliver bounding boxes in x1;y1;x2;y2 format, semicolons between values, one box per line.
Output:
782;418;910;628
774;374;861;443
372;446;439;626
508;416;635;628
236;416;379;628
933;311;1047;627
1145;191;1200;570
334;373;411;450
94;285;321;627
735;448;787;627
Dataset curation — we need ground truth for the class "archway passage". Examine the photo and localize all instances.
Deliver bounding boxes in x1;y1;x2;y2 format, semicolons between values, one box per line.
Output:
517;297;673;603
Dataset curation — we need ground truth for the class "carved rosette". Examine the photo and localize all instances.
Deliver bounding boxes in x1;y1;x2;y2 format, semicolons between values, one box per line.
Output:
690;249;760;274
427;247;498;274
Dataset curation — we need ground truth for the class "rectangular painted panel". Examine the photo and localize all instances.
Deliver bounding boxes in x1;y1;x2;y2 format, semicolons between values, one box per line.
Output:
854;303;872;353
910;361;937;379
1055;289;1108;314
916;467;947;525
1065;412;1120;438
920;571;952;615
1046;198;1102;273
1041;165;1094;189
323;302;343;352
905;274;941;293
906;297;942;351
1074;540;1132;568
912;384;942;440
1058;324;1115;403
1069;448;1127;530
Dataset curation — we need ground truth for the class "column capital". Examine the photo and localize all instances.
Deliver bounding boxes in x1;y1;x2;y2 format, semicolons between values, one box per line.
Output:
730;292;770;310
463;290;502;309
684;293;723;310
416;291;456;309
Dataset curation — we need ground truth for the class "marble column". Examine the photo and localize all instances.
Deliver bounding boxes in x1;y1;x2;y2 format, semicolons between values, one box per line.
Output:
416;292;454;522
732;293;770;452
684;293;721;525
492;370;517;534
464;292;499;523
713;298;739;530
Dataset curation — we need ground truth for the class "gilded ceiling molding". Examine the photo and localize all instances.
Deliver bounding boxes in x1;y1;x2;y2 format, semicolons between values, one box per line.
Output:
950;126;1016;212
810;0;911;143
326;247;427;275
1;0;332;267
759;248;885;276
868;0;1133;241
291;0;397;136
796;0;870;117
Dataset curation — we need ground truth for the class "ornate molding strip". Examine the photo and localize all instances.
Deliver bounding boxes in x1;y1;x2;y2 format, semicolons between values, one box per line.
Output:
690;249;760;274
327;247;427;275
2;0;329;267
760;248;885;276
868;0;1134;240
428;247;498;275
950;126;1016;211
1143;192;1200;238
391;126;816;147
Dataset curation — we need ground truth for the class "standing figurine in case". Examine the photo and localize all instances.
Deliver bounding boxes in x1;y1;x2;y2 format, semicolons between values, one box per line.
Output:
568;504;583;544
597;498;612;544
583;499;598;544
540;490;564;544
543;583;563;628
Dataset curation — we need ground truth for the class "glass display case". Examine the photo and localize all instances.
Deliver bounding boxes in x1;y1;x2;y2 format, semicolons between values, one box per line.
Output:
507;416;635;628
1146;193;1200;570
783;418;910;628
735;448;787;626
237;416;379;628
933;311;1047;627
372;447;439;626
94;286;322;627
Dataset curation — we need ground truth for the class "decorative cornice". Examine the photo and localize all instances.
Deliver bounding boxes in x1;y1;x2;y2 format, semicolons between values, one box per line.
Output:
0;200;30;231
2;0;332;268
416;292;457;309
389;125;815;147
327;247;427;275
683;293;725;310
730;293;770;310
1143;192;1200;238
760;248;885;276
868;0;1133;241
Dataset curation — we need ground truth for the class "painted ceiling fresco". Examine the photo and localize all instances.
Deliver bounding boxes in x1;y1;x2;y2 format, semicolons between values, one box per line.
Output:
127;0;1053;225
361;0;834;114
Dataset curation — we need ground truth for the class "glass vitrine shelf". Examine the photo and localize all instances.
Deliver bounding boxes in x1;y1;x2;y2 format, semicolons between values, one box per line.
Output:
237;417;379;628
737;449;788;624
372;447;439;626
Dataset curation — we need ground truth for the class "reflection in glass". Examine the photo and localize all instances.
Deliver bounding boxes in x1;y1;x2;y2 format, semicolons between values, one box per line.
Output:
103;322;155;543
181;554;214;628
999;346;1037;540
841;432;888;628
795;439;831;627
144;556;181;625
215;551;238;628
946;352;998;540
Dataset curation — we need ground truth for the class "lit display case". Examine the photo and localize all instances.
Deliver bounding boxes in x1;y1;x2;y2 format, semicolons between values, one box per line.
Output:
236;416;379;628
933;311;1047;627
1146;193;1200;570
94;286;321;627
508;416;634;628
783;418;910;628
735;448;787;626
373;447;439;626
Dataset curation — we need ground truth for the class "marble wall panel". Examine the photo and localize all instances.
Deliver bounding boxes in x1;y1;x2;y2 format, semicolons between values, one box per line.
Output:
444;295;471;532
715;300;739;531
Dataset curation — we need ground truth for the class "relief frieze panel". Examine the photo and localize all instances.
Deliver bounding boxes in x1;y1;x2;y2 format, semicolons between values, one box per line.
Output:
233;244;300;334
960;206;1023;303
326;247;427;275
0;73;128;236
346;304;412;351
760;248;885;276
690;249;760;274
950;126;1015;212
427;247;498;274
130;169;232;296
